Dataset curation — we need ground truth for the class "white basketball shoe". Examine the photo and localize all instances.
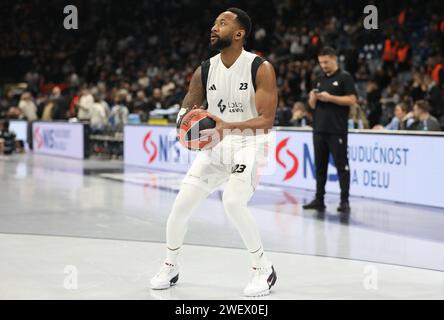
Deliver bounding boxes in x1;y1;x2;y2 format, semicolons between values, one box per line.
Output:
243;265;277;297
150;262;179;290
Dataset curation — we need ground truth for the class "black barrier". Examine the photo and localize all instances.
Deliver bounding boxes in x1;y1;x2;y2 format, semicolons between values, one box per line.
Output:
88;133;124;159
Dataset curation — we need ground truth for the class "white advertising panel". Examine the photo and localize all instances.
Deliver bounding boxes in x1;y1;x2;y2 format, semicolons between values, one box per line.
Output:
9;120;29;148
261;131;444;208
124;125;197;171
124;125;444;207
32;122;84;159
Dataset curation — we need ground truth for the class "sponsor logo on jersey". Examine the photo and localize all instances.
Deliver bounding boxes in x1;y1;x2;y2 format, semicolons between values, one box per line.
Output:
217;99;244;114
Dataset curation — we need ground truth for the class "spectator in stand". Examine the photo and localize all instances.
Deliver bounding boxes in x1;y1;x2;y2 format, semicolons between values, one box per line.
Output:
161;77;176;102
18;92;37;121
1;88;23;120
90;93;108;133
41;99;54;121
132;90;150;122
147;88;165;111
407;100;441;131
379;82;400;125
76;88;94;121
429;55;444;86
51;86;69;120
355;63;371;99
348;104;369;129
98;93;111;120
67;94;80;119
373;102;414;130
423;75;444;120
395;40;411;83
0;89;18;119
274;100;292;126
382;36;398;73
289;102;312;127
109;90;129;130
365;79;382;128
34;93;48;119
410;73;427;102
6;105;23;119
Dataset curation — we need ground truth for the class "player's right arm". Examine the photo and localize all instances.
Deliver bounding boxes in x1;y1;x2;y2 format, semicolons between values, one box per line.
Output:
181;66;205;111
176;66;206;128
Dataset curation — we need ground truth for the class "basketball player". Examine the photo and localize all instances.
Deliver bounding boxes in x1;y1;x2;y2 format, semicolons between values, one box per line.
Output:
150;8;278;297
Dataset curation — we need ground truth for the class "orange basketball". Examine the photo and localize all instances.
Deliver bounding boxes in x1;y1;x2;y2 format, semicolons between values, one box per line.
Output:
177;109;216;150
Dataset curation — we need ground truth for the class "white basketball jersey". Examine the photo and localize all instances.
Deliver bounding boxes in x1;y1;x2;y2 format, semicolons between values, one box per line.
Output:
204;50;263;123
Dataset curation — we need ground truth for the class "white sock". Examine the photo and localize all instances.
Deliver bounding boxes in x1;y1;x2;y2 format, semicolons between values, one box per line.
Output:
165;246;180;266
250;246;272;269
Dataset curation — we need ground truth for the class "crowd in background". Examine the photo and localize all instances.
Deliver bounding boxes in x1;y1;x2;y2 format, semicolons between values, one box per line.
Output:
1;0;444;135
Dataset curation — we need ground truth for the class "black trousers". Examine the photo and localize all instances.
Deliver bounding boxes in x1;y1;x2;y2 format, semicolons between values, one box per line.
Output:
313;132;350;202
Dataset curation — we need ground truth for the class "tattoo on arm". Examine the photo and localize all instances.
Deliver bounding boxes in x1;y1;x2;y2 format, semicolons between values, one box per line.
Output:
182;66;204;111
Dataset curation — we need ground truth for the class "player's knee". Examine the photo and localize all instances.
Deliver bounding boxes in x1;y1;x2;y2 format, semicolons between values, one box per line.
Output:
169;192;191;221
222;189;245;213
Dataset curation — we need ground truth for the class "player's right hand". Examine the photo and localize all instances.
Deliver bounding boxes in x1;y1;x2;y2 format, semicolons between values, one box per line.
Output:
176;107;188;129
177;105;206;129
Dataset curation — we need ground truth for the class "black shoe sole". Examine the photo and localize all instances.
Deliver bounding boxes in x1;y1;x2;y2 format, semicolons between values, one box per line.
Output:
170;274;179;286
337;206;351;213
303;206;326;211
267;266;277;289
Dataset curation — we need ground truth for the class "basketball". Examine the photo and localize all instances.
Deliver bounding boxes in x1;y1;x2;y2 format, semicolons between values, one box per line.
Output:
177;109;216;150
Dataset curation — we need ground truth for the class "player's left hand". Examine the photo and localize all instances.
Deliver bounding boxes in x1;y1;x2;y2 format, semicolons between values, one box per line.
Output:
201;113;227;142
315;91;332;102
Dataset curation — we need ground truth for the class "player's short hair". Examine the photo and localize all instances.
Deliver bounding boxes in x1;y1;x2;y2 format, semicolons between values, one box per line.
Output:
414;100;430;112
318;46;337;57
227;8;252;39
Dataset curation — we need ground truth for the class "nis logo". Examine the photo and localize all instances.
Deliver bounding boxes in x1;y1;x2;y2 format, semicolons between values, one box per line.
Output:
143;130;188;164
276;137;338;182
33;127;66;150
143;131;158;163
34;127;44;149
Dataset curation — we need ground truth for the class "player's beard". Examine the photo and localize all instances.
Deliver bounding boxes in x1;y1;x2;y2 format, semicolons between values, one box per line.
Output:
209;36;232;51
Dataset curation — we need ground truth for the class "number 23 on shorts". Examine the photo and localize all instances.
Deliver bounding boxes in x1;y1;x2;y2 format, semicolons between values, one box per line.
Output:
231;164;246;174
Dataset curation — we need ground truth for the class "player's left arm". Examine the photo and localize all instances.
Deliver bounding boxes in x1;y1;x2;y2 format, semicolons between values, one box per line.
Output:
208;61;277;132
